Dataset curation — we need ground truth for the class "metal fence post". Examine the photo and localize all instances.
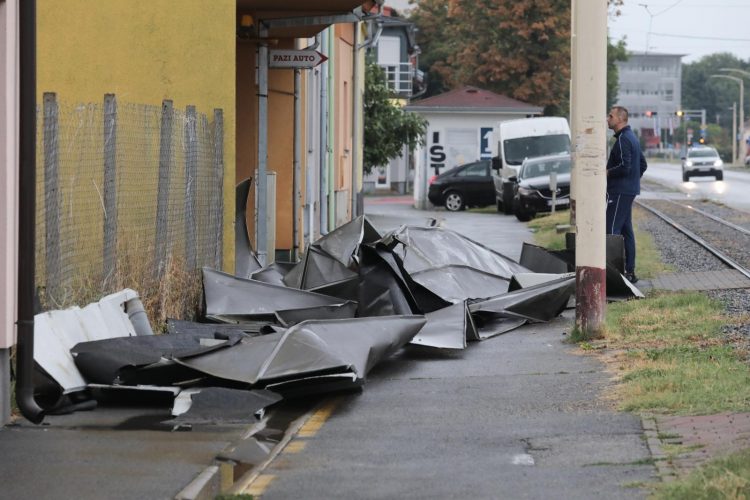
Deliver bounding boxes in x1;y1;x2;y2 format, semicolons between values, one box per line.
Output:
155;100;173;277
102;93;118;286
42;92;60;300
212;108;224;269
184;105;198;270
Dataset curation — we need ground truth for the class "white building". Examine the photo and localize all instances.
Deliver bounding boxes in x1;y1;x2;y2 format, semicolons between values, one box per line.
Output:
363;7;425;194
615;51;684;149
406;86;541;209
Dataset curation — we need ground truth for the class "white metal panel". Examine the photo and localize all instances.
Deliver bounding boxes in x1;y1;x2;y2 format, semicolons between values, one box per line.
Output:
34;289;139;393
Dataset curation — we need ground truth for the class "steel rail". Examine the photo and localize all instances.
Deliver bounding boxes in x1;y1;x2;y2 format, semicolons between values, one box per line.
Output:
665;199;750;237
636;199;750;281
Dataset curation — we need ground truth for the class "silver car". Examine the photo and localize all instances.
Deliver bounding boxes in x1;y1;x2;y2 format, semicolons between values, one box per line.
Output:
681;146;723;182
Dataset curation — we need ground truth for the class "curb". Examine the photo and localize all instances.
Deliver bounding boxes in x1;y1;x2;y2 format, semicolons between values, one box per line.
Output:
174;465;220;500
641;413;677;482
226;399;333;495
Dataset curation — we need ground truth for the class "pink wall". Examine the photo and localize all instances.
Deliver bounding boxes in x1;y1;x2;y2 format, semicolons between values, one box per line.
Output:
0;0;19;349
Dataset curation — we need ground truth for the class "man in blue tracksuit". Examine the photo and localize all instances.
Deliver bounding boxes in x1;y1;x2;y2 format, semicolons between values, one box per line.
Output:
606;106;648;283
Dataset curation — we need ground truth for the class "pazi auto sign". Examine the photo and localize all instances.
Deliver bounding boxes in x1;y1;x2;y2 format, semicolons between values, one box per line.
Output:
269;50;328;69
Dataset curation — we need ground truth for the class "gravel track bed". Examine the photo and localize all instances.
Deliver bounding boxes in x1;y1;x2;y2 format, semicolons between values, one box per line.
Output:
673;199;750;231
639;199;750;271
634;200;750;345
634;204;726;273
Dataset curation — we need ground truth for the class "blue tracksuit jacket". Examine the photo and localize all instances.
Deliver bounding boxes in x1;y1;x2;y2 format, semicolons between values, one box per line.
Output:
606;125;648;196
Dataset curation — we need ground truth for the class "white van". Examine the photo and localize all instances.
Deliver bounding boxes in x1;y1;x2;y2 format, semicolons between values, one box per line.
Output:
491;117;571;214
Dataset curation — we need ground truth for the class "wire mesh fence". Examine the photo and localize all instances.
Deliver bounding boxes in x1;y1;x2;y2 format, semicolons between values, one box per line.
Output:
36;94;224;326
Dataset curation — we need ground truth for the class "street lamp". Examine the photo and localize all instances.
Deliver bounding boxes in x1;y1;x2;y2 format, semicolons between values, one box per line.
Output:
709;74;743;164
721;68;749;164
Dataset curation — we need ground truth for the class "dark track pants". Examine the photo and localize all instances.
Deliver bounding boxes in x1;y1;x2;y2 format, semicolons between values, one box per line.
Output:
606;193;636;273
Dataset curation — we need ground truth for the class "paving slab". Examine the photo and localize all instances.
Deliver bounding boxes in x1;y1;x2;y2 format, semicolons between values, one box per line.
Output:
653;412;750;476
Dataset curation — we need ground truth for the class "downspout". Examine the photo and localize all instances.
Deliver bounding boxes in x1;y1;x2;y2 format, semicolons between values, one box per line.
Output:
319;31;329;234
351;24;361;219
293;65;301;260
256;24;269;266
327;28;335;228
17;0;44;424
353;15;383;217
293;37;320;260
307;36;321;245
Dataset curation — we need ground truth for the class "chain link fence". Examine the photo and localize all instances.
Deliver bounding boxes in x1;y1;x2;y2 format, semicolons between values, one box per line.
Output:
36;93;224;325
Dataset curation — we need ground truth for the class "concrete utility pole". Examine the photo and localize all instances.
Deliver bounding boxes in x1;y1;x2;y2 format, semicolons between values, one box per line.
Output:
571;0;608;335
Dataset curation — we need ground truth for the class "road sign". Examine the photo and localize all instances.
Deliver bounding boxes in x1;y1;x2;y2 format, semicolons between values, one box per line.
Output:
269;50;328;69
479;127;493;159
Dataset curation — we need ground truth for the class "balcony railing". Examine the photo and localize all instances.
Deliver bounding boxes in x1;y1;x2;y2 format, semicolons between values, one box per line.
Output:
378;62;416;96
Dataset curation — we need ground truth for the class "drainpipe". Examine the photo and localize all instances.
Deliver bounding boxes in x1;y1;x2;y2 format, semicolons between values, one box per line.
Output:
327;28;335;227
351;13;383;218
319;32;329;234
293;64;301;260
256;24;269;266
307;35;321;245
17;0;44;424
351;24;362;219
292;37;320;260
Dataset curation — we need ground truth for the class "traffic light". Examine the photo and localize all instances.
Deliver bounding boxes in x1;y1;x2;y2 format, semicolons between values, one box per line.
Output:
698;137;705;144
676;110;684;117
645;110;653;117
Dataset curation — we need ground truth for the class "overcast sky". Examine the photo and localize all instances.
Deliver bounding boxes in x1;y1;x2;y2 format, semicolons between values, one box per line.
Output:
385;1;750;65
608;0;750;63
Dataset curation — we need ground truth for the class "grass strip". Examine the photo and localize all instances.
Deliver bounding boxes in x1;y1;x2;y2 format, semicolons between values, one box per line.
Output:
603;290;750;415
528;207;672;278
653;448;750;499
529;207;750;493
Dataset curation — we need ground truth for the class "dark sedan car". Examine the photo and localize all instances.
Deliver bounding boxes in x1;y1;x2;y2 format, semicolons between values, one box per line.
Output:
427;159;495;211
512;154;571;221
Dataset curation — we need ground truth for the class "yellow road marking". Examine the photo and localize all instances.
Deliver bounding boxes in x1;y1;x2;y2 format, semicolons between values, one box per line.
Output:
298;399;339;438
243;474;276;496
284;440;307;454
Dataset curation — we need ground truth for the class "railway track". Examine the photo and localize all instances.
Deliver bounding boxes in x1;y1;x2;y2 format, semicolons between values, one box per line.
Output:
636;198;750;281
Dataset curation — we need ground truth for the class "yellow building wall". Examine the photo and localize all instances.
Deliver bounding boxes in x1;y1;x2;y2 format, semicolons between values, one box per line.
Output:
37;0;236;270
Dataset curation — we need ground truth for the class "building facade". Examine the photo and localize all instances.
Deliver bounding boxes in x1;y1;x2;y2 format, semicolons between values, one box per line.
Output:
363;6;424;194
2;0;376;421
615;51;684;149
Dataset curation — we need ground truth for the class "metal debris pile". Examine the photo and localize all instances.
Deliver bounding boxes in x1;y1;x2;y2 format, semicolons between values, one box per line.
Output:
33;215;639;426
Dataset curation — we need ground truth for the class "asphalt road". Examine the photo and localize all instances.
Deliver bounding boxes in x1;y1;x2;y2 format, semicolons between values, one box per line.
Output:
256;197;654;499
643;160;750;211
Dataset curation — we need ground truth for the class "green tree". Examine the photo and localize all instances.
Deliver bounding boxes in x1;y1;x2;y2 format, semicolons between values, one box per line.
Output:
682;53;750;129
363;60;428;174
675;119;732;160
607;38;628;109
409;0;628;116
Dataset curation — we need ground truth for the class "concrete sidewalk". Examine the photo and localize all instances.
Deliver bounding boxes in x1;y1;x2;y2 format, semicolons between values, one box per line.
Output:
0;197;657;499
241;198;655;498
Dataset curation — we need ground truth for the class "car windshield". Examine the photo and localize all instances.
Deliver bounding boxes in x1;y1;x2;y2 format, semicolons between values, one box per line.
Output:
503;134;570;166
520;157;571;179
688;149;719;158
